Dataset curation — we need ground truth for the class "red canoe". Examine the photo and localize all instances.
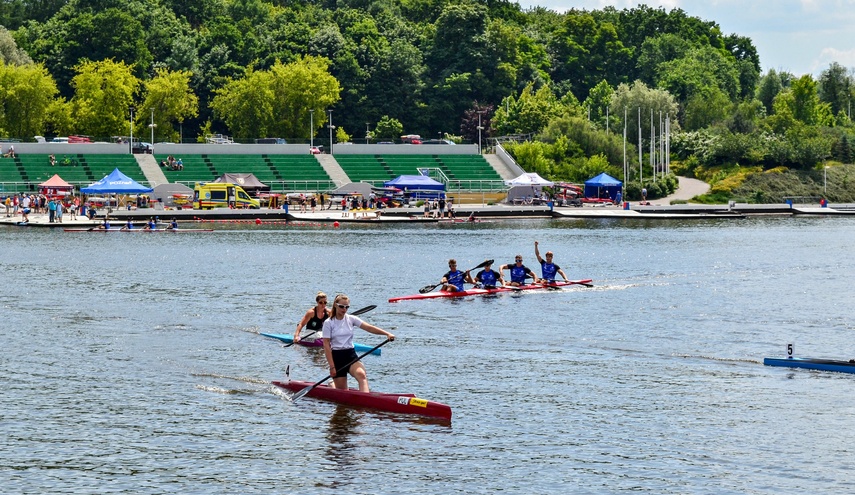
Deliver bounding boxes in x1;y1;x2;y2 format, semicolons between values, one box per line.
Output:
388;279;593;302
273;380;452;420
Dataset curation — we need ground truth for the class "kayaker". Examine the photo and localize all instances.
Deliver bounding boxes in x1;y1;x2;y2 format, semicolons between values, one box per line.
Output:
473;261;504;289
294;292;330;344
97;217;111;230
534;241;570;283
167;217;178;230
323;294;395;393
499;255;539;286
120;219;134;231
143;217;157;231
440;259;474;292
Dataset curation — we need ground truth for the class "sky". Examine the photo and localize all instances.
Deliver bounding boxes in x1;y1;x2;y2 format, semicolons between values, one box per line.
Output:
516;0;855;77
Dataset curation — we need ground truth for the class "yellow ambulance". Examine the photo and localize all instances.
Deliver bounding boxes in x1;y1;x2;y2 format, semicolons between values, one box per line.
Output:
193;182;260;209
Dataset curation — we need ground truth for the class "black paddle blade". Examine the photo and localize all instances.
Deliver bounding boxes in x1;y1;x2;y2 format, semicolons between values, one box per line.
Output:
419;284;439;294
350;304;377;316
472;259;494;271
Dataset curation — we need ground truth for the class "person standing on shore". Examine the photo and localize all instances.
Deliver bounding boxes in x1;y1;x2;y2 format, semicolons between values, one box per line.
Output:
322;294;394;392
534;241;569;283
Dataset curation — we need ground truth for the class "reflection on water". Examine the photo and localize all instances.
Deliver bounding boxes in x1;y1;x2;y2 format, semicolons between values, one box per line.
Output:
326;405;363;464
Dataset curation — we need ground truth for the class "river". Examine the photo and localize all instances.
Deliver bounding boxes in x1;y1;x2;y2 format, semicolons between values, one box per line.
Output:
2;216;854;493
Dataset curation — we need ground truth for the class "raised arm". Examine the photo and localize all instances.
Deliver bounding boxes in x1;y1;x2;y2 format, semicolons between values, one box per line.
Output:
534;240;544;264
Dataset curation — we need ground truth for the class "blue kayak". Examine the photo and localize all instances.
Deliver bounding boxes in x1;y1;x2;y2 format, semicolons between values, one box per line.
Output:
764;357;855;374
260;333;381;356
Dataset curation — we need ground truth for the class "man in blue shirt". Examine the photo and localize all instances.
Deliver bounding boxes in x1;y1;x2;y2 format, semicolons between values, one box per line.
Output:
441;259;474;292
500;255;538;287
473;261;504;289
534;241;569;283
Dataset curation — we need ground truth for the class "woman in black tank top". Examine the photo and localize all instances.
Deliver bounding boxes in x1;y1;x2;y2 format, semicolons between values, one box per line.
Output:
294;292;330;343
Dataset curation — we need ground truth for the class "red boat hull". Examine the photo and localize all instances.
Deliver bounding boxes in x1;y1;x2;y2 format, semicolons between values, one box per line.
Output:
388;279;593;302
273;380;452;420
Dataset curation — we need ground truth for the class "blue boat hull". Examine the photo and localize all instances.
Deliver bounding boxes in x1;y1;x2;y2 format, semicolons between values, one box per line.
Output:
764;357;855;374
261;333;381;356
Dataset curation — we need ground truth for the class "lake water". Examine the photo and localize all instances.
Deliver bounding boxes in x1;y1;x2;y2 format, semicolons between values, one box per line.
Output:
2;216;855;494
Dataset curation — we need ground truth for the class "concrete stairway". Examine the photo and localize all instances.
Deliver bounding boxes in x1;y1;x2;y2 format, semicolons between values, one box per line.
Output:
135;154;168;186
317;154;350;187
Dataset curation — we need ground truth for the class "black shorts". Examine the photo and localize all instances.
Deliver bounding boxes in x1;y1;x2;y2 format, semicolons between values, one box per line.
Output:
332;348;358;376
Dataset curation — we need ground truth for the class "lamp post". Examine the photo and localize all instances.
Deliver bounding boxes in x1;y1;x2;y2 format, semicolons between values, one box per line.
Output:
824;165;829;195
476;111;484;154
366;122;370;144
148;108;156;146
309;109;314;149
328;110;334;155
128;105;135;154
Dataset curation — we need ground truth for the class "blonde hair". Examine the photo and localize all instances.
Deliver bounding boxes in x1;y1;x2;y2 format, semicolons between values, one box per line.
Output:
315;291;327;303
331;294;350;318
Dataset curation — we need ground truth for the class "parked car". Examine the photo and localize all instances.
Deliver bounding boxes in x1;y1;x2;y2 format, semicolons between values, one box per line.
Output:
310;146;322;154
132;141;152;154
255;137;287;144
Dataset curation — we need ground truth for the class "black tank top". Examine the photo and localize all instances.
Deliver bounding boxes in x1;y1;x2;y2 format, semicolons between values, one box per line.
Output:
306;307;329;331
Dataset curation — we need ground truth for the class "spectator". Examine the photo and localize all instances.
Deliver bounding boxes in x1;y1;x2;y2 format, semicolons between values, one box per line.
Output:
49;154;56;166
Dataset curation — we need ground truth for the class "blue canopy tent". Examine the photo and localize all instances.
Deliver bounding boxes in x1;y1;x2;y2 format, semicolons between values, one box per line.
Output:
584;173;622;200
384;175;445;200
82;168;153;209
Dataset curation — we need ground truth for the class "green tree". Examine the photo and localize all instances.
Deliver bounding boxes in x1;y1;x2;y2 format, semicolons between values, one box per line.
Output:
790;74;819;125
818;62;852;117
609;80;679;146
684;86;731;131
210;68;274;140
0;26;33;65
635;33;691;85
0;61;58;139
492;82;562;136
583;79;615;129
140;68;199;142
756;69;783;114
373;115;403;140
549;11;631;98
269;56;341;139
656;45;741;106
69;58;140;138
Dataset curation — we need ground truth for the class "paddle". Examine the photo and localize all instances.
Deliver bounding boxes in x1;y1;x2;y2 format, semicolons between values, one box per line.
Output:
284;304;377;348
290;338;391;401
419;259;494;293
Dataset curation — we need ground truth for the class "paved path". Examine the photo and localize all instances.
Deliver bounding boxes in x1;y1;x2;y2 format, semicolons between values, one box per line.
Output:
660;176;710;203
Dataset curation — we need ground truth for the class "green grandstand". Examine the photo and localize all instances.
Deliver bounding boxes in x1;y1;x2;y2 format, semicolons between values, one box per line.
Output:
157;154;333;188
11;153;148;187
336;154;500;185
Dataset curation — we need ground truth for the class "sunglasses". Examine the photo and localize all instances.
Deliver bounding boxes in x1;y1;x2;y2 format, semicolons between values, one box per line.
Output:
337;304;350;309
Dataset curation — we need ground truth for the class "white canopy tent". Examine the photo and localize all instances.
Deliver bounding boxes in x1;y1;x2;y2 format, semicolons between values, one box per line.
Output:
505;173;554;203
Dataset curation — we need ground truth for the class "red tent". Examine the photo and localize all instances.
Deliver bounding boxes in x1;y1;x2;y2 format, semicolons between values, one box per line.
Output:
38;174;74;197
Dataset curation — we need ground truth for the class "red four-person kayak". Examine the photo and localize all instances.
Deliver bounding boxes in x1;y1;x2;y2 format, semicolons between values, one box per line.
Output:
388;279;593;302
273;380;452;420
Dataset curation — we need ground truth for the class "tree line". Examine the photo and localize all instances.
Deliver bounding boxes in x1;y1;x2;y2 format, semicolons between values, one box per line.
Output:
1;1;853;191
